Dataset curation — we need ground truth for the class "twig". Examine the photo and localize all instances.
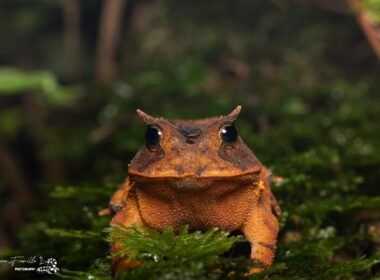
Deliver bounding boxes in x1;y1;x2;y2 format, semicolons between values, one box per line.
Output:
89;114;130;143
95;0;127;82
23;92;65;181
62;0;81;82
0;228;11;248
0;135;34;206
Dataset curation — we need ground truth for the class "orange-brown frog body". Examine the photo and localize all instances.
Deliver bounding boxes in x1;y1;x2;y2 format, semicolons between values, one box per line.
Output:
107;106;281;273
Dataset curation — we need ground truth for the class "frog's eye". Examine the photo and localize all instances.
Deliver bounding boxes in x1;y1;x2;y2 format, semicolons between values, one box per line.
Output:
220;125;238;143
145;126;162;149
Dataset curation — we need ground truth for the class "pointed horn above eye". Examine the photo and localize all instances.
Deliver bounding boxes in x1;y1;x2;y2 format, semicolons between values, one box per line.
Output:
226;105;242;120
136;109;156;124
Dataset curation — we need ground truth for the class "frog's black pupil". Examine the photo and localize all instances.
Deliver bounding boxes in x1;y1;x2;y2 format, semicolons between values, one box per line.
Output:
221;125;238;143
145;126;161;148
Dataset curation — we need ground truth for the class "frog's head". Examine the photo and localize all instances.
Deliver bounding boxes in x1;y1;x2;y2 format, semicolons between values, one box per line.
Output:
128;106;262;188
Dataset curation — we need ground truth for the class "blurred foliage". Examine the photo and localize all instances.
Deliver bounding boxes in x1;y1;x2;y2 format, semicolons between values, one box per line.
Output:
363;0;380;23
0;67;81;105
0;0;379;279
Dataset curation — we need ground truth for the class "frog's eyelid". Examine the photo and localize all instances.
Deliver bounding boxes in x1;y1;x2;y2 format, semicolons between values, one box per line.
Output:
137;106;241;132
214;105;242;127
136;109;176;130
226;105;242;121
136;109;156;124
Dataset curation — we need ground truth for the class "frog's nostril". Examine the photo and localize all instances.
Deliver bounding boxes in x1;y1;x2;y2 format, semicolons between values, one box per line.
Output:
186;138;195;144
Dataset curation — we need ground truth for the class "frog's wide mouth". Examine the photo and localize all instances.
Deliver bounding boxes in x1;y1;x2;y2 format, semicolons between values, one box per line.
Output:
129;165;261;179
129;166;261;189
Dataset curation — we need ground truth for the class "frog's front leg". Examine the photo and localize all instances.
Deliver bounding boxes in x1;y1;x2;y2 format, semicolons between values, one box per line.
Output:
109;178;134;212
262;167;282;216
240;181;279;274
99;178;134;216
110;191;145;275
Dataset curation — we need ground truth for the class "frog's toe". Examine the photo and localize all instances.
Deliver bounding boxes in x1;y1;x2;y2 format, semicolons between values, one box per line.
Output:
110;203;123;213
98;208;111;216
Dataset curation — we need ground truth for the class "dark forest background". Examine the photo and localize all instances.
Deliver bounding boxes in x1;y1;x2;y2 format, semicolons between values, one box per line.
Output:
0;0;380;279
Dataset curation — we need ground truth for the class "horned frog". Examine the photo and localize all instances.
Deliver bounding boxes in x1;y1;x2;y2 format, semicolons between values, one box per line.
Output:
105;106;281;274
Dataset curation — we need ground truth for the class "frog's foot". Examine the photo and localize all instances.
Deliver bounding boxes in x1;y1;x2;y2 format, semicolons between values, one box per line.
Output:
241;188;279;274
98;202;123;216
271;175;284;183
98;208;111;216
110;194;145;276
114;259;140;276
111;241;141;276
110;202;123;213
270;192;282;216
247;265;264;275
